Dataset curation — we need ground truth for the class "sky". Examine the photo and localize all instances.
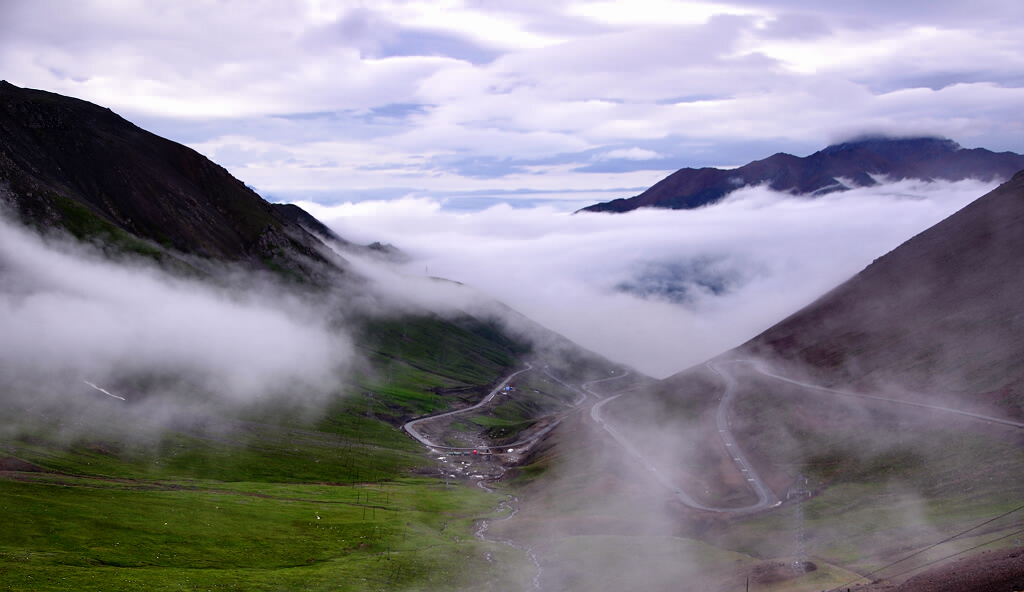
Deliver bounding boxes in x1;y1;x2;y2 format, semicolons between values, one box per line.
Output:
2;1;1022;377
2;0;1023;209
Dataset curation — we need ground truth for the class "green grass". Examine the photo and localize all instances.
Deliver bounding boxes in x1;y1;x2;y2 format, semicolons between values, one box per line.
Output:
8;422;423;485
0;311;538;590
357;315;525;388
436;372;580;446
0;475;527;591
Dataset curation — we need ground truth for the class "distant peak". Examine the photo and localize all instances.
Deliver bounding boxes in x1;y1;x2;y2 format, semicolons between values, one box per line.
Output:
580;134;1024;214
821;136;961;156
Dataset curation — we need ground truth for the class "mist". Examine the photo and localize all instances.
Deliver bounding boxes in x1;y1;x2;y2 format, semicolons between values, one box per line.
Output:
296;177;995;378
0;213;354;432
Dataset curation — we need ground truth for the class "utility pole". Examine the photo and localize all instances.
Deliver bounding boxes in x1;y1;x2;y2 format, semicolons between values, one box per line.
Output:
788;470;811;574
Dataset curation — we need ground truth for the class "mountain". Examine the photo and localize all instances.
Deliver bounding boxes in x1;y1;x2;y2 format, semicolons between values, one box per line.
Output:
0;83;601;590
271;202;405;262
0;81;363;282
580;137;1024;213
743;168;1024;409
564;164;1024;591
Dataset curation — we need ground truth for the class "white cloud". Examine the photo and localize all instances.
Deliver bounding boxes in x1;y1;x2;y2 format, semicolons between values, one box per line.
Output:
2;1;1023;350
599;147;662;160
2;0;1023;200
386;0;566;49
566;0;764;26
297;178;995;378
0;215;352;406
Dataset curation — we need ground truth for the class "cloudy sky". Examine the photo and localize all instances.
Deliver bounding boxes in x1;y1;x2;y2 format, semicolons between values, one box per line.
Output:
3;1;1022;376
2;0;1023;209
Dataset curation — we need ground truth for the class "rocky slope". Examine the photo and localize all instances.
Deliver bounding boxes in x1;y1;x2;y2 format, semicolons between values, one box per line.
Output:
581;137;1024;213
0;81;357;282
740;169;1024;414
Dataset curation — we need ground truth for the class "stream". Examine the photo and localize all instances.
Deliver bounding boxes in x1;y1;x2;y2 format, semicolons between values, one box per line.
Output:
474;478;543;592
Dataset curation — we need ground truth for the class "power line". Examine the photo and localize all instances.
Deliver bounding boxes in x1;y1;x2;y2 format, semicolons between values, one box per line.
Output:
827;503;1024;591
877;525;1024;584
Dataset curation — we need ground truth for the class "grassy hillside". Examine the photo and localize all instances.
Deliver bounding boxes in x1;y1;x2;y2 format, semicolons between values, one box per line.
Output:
0;312;540;591
0;81;628;591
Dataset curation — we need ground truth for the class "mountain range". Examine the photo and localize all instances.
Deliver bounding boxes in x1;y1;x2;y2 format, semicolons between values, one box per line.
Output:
564;161;1024;591
4;81;1024;590
580;136;1024;213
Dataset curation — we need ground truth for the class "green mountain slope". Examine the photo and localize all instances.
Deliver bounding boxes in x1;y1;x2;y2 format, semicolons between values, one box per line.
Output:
0;83;568;591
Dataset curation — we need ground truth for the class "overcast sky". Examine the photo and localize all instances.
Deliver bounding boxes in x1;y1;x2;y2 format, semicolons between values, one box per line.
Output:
3;0;1023;209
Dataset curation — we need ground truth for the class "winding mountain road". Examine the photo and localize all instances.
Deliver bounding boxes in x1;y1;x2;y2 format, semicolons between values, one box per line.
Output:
581;369;632;399
402;361;604;452
590;392;735;512
751;363;1024;430
706;361;779;510
541;365;591;406
590;357;1024;515
403;363;534;450
401;365;548;591
590;362;779;513
540;365;633;405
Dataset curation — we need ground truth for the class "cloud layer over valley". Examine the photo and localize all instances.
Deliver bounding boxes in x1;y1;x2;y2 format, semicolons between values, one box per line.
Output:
301;178;995;377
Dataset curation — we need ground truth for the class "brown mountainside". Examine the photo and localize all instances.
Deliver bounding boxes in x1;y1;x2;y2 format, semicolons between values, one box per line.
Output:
741;169;1024;412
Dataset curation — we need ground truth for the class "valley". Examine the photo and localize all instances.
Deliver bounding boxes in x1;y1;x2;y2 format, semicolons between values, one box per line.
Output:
489;356;1024;591
0;313;542;591
3;79;1024;592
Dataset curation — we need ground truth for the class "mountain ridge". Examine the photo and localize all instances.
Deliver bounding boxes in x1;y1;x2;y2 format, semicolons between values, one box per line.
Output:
0;81;366;282
734;168;1024;412
580;136;1024;213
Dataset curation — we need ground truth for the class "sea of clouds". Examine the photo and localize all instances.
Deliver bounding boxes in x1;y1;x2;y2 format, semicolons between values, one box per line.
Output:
299;178;996;378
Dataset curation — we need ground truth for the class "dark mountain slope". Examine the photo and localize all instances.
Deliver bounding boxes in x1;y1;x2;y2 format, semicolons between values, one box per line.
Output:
272;202;405;261
0;81;344;280
581;137;1024;213
271;202;350;244
0;82;624;412
742;169;1024;406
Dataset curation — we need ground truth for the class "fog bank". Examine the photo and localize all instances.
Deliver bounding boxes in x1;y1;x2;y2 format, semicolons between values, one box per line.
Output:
0;215;353;417
298;178;994;378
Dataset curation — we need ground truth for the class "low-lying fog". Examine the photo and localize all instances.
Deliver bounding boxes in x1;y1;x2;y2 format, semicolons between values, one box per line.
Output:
0;216;352;423
298;178;995;378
